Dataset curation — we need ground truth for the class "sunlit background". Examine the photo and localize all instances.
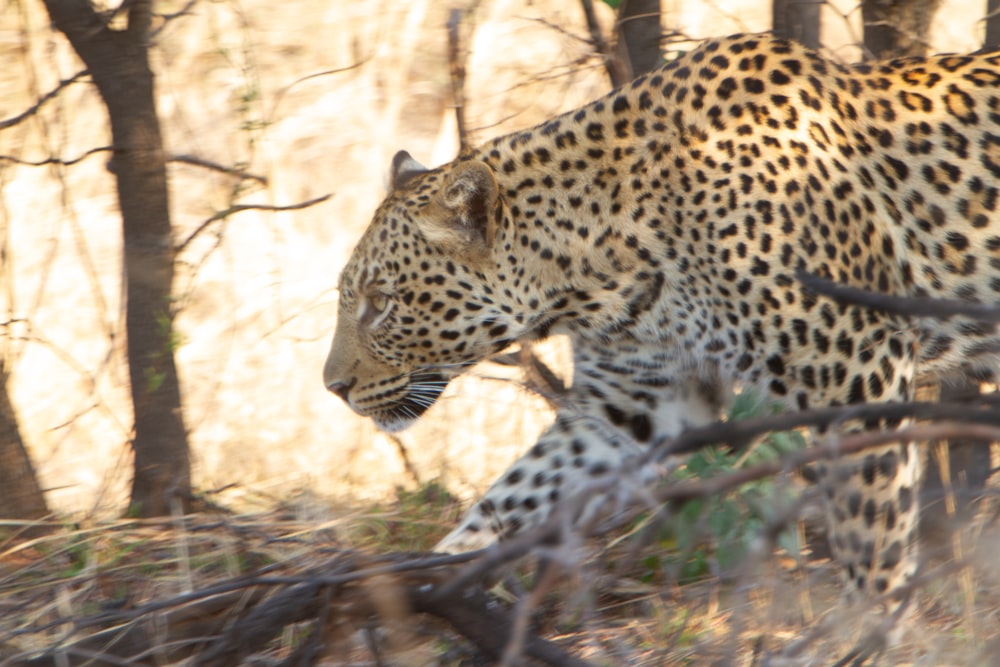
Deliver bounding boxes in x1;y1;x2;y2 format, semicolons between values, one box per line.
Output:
0;0;985;517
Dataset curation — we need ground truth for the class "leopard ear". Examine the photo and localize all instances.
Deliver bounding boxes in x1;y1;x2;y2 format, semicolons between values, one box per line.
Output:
434;159;499;249
390;150;427;190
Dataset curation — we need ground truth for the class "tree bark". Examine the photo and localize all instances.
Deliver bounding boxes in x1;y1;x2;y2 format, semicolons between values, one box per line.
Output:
616;0;662;78
988;0;1000;51
0;368;49;525
42;0;191;517
772;0;823;49
861;0;943;59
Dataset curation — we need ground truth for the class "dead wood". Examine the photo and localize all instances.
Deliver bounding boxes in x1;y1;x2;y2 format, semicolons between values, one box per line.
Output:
5;398;1000;666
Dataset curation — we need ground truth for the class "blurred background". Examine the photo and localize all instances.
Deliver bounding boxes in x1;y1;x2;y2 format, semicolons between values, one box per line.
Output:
0;0;988;521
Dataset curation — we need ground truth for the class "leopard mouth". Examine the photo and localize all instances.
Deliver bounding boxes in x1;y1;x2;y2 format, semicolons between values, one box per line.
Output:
372;371;449;432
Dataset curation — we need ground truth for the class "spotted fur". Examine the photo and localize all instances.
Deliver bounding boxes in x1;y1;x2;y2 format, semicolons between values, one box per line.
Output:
324;34;1000;605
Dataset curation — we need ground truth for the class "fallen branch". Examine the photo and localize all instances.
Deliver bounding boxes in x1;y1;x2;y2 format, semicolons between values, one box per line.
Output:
6;399;1000;666
5;548;590;667
412;581;594;667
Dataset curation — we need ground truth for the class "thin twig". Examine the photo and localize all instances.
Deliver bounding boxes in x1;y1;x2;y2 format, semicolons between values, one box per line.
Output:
169;154;267;184
0;146;111;167
151;0;200;36
523;15;594;45
387;435;422;487
268;59;373;124
174;194;332;254
500;561;564;667
0;70;91;130
0;149;267;188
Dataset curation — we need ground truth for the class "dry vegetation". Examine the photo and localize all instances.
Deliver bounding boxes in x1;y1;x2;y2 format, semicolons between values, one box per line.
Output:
1;0;999;664
3;412;1000;664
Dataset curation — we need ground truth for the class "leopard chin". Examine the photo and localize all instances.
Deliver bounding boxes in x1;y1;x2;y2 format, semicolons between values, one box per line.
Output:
370;371;448;432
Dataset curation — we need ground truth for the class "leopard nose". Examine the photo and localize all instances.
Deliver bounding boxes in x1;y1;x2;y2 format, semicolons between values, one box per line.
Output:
326;377;356;402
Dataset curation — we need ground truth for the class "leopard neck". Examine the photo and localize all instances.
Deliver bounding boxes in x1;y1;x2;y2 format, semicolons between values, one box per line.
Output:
466;86;682;338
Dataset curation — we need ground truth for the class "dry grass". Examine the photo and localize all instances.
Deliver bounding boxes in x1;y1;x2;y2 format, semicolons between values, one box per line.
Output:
1;489;999;665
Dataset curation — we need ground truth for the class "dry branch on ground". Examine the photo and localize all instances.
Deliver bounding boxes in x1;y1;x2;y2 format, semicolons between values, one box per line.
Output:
3;397;999;666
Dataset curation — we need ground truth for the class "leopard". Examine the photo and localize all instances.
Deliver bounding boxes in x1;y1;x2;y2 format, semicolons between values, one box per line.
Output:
323;32;1000;618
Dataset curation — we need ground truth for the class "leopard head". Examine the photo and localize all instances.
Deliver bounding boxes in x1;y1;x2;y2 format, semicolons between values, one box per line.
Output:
323;151;516;431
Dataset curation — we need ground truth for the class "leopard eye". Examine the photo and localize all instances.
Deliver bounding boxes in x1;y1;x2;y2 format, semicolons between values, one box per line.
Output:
360;291;394;329
370;292;388;314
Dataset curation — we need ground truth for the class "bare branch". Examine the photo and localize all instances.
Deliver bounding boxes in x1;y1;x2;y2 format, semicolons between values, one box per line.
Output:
655;422;1000;508
168;154;267;185
174;194;332;254
0;150;267;187
0;70;91;131
268;59;373;123
0;146;112;167
653;398;1000;463
151;0;200;36
797;268;1000;322
523;15;595;45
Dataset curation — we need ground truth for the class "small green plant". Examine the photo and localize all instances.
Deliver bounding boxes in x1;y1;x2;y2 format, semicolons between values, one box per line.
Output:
653;391;806;583
155;309;185;353
144;306;186;393
58;534;92;579
143;365;165;394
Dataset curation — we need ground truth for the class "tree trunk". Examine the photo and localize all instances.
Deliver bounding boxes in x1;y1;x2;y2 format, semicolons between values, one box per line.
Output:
616;0;662;78
772;0;823;49
0;368;49;525
43;0;191;517
988;0;1000;51
861;0;943;59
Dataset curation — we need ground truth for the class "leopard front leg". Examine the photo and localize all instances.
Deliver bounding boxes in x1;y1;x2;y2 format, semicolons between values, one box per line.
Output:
436;344;730;553
434;412;644;553
819;441;921;605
